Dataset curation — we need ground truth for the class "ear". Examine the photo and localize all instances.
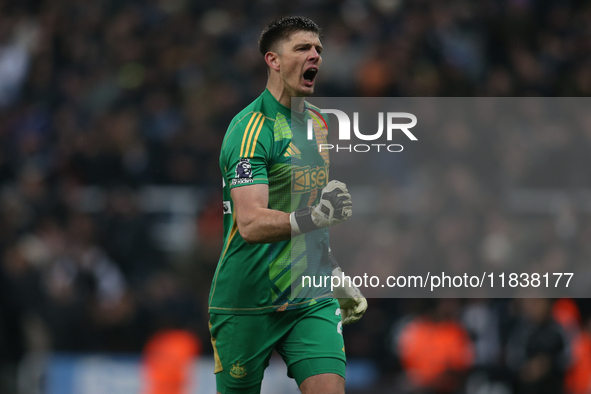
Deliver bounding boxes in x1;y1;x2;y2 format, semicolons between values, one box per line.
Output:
264;52;280;72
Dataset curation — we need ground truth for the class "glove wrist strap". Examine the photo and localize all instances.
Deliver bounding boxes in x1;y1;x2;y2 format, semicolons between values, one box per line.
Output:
291;207;317;234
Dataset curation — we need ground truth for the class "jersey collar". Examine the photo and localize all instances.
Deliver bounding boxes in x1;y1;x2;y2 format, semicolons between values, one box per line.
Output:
262;88;308;122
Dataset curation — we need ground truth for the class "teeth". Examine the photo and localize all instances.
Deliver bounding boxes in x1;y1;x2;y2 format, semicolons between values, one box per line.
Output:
304;68;317;82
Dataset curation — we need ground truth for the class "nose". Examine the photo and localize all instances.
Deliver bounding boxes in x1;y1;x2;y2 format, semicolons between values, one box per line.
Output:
308;48;320;62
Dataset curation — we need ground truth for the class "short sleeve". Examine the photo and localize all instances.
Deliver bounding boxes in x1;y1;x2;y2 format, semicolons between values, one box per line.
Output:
221;112;273;189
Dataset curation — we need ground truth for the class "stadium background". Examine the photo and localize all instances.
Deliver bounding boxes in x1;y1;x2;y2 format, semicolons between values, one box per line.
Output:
0;0;590;393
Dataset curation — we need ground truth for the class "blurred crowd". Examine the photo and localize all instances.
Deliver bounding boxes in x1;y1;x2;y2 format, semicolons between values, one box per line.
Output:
0;0;591;393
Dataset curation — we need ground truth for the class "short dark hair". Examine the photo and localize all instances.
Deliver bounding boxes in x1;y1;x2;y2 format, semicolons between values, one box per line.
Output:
258;16;322;56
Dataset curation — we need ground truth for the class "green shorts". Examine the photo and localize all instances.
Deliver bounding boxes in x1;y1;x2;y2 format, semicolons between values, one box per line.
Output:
209;299;346;394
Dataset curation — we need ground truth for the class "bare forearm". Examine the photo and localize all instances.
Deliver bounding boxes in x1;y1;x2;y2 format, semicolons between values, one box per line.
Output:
237;207;295;244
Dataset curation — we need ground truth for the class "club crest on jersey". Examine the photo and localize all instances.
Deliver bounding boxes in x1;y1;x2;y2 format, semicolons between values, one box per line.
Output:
230;362;247;379
232;158;253;186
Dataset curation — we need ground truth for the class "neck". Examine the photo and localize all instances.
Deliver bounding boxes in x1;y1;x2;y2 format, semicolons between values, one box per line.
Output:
266;77;305;111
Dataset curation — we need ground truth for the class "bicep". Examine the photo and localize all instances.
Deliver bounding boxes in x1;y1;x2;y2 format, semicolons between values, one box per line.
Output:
231;184;269;224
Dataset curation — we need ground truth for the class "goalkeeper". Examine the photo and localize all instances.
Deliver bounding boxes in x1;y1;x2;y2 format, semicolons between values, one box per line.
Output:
208;16;367;394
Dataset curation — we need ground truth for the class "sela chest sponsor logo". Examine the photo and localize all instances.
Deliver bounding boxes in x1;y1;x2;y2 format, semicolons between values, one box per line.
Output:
232;158;254;186
291;164;329;193
307;109;417;153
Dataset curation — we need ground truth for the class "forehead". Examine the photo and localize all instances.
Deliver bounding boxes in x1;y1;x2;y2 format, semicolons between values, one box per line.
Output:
282;30;322;48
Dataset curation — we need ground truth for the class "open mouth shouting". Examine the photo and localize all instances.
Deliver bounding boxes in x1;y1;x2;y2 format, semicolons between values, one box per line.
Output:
303;67;318;87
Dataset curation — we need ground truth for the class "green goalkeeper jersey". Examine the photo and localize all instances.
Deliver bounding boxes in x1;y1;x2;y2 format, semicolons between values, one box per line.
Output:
209;89;332;315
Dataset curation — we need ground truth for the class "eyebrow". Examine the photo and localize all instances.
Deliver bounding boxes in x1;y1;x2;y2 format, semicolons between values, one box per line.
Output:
294;42;323;51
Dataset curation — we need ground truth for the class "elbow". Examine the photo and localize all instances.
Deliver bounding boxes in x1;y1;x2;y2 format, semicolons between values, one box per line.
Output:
240;229;257;244
237;221;260;245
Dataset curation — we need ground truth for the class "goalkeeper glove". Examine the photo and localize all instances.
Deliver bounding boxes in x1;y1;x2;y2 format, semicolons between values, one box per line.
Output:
329;249;367;325
290;180;352;235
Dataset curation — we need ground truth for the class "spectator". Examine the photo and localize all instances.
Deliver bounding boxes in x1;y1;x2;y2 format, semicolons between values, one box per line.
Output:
506;298;570;394
395;299;474;393
553;299;591;394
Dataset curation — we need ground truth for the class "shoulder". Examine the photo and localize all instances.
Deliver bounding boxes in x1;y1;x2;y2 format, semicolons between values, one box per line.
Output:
222;112;274;156
305;102;330;130
305;101;322;113
224;96;276;143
